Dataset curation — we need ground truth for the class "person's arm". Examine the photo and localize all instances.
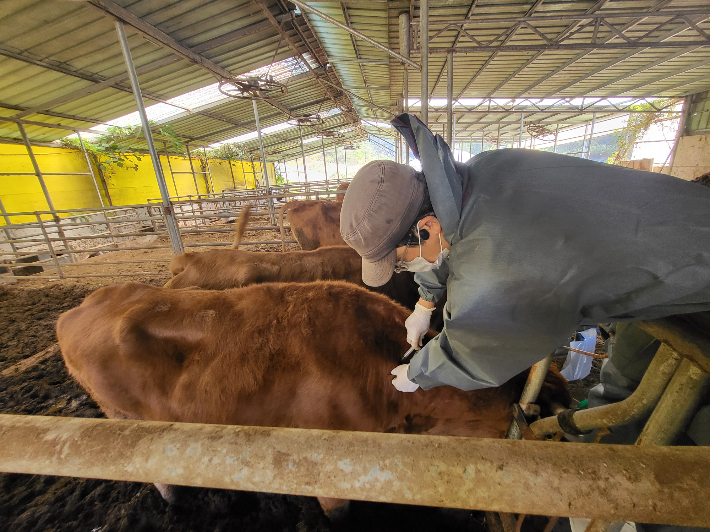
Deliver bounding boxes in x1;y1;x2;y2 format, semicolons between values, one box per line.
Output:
414;261;449;304
406;330;502;391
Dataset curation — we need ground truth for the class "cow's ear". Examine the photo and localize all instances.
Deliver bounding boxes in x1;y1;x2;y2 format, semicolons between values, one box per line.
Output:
115;305;207;367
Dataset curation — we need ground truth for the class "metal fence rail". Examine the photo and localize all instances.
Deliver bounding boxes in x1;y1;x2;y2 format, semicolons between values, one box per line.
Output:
0;183;348;281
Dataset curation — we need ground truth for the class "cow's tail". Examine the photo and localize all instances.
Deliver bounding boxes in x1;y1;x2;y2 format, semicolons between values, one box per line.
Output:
231;205;251;249
278;202;289;252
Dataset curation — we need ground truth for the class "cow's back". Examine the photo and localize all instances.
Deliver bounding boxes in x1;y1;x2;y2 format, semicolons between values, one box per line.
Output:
285;200;345;250
57;282;567;437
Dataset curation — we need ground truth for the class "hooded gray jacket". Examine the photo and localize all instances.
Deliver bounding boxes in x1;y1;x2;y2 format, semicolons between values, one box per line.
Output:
392;114;710;391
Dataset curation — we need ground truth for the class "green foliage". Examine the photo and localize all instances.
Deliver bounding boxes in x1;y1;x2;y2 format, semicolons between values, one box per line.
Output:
274;165;287;186
60;122;183;176
608;99;681;165
205;142;246;161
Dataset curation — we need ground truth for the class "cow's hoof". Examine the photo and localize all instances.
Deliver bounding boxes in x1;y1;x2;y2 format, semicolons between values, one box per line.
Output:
154;482;177;503
317;497;350;521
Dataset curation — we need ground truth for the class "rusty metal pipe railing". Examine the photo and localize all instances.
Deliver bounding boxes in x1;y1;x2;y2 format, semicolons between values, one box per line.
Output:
1;414;709;526
531;344;682;437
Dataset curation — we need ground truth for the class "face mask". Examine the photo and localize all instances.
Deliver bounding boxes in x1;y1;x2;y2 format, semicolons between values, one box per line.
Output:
396;229;449;273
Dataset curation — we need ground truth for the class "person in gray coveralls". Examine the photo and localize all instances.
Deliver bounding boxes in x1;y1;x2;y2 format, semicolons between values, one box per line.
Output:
339;113;710;394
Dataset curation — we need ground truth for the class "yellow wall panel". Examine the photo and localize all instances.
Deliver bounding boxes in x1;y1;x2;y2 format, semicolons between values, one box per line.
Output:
0;143;269;225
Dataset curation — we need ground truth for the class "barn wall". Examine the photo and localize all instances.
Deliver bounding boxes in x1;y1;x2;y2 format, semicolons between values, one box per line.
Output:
0;143;268;225
670;135;710;180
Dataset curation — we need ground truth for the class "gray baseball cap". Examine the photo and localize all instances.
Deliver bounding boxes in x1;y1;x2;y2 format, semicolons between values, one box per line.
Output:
340;160;427;286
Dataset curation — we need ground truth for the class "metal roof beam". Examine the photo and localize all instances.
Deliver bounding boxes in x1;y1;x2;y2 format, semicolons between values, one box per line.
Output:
254;0;352;118
12;56;182;119
339;2;374;107
486;0;610;98
0;102;103;124
579;46;701;96
617;57;710;95
191;12;294;53
430;41;710;53
430;0;479;95
86;0;234;80
288;0;419;69
454;0;544;99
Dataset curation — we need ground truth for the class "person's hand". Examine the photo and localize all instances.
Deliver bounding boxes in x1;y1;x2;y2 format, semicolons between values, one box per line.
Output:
391;364;420;392
405;302;434;349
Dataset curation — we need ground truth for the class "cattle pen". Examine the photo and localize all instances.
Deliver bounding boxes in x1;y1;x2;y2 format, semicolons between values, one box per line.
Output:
2;1;710;532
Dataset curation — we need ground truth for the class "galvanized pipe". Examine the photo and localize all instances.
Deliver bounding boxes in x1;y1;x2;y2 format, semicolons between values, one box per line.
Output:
446;52;454;146
1;414;709;526
519;355;553;409
553;124;559;153
636;358;710;446
321;137;328;184
289;0;419;70
34;212;64;279
586;113;596;159
420;0;429;127
76;131;105;208
400;10;410;168
531;344;682;437
115;20;184;255
519;113;524;146
334;146;340;182
0;197;18;253
298;124;308;183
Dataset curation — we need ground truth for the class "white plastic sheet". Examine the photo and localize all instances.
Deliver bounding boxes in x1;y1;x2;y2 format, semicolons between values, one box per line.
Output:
560;328;597;381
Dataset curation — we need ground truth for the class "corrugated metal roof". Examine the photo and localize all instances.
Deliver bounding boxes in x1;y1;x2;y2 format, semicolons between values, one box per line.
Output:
1;0;709;156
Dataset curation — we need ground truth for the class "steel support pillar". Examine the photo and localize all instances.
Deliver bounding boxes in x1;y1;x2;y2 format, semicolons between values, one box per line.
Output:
519;113;524;147
334;146;341;182
0;197;18;253
298;124;308;183
115;21;183;255
252;99;275;224
1;414;709;527
17;122;74;262
321;137;328;184
446;52;453;146
420;0;429;127
76;131;105;208
553;124;559;153
162;142;179;197
185;144;201;194
586;113;596;159
400;12;410;164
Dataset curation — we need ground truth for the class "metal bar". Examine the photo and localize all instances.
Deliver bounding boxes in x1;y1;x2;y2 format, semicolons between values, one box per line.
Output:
185;145;201;195
425;41;710;53
334;146;340;182
446;52;453;145
16;123;56;212
668;95;692;175
421;0;429;127
1;414;710;526
400;11;411;156
115;20;184;256
228;160;237;189
298;124;308;183
34;213;63;279
553;124;559;153
413;9;710;26
203;147;215;194
252;99;275;225
288;0;419;70
321;137;328;184
0;197;18;253
636;358;710;446
519;113;524;146
586;113;596;159
89;0;233;80
531;344;682;437
163;143;179;197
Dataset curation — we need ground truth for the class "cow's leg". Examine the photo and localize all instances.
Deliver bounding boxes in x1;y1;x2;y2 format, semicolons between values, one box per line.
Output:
317;496;350;521
154;483;177;503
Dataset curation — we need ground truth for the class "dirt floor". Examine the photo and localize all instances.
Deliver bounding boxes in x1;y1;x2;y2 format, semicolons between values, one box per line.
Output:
0;218;596;532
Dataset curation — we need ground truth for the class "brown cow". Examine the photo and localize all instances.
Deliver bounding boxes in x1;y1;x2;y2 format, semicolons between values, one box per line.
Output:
335;181;350;203
278;200;345;252
57;281;569;517
167;205;424;311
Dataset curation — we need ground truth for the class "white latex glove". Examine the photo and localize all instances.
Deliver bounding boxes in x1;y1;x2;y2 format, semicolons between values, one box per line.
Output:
405;303;434;349
391;364;420;392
